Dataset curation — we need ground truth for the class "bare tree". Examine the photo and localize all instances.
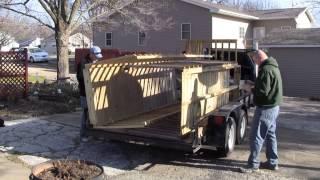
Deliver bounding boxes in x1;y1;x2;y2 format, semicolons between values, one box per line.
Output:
0;13;15;50
0;13;52;50
307;0;320;8
0;0;171;80
207;0;278;10
0;32;12;50
207;0;229;4
0;10;9;50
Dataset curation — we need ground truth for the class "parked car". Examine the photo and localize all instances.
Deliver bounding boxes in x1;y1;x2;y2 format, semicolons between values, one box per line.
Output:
27;48;49;63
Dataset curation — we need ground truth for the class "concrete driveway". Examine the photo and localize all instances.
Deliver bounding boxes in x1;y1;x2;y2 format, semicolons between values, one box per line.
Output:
0;97;319;179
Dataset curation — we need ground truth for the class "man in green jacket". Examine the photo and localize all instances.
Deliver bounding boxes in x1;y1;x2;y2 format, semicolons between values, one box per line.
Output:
241;50;283;173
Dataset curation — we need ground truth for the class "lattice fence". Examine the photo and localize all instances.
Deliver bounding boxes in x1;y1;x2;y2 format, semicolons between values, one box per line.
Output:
0;49;28;100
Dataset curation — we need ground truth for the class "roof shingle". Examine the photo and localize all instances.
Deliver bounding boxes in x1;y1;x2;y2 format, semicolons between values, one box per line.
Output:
249;7;306;20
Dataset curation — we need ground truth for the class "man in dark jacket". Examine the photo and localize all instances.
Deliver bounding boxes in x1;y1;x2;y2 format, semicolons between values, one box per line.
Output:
241;50;283;173
76;46;103;142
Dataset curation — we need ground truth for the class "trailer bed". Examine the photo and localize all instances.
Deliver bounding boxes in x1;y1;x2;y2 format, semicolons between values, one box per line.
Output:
94;113;182;141
94;104;180;129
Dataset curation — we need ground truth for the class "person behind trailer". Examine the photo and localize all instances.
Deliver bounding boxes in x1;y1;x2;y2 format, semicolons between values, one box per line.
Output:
240;49;283;173
0;118;5;127
76;46;103;142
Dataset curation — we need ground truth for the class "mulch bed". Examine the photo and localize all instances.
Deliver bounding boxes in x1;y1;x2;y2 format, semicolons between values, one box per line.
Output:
0;98;80;121
36;160;102;180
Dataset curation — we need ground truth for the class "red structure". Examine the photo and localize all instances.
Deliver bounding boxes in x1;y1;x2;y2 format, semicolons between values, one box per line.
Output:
75;48;145;68
0;49;28;100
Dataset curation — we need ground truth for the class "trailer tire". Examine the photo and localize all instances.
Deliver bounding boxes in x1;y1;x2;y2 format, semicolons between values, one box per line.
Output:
236;110;248;145
217;116;236;157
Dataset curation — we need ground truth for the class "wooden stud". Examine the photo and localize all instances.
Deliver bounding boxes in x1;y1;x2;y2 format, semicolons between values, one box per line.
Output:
228;42;231;61
215;40;218;60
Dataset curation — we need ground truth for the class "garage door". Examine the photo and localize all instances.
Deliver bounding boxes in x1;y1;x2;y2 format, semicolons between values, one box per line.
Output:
268;47;320;98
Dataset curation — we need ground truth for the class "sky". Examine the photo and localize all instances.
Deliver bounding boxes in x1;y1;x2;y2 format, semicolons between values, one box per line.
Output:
279;0;303;8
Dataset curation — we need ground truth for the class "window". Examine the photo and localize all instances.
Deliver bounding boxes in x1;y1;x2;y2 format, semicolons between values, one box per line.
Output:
253;27;265;40
105;32;112;46
34;48;44;53
239;27;245;38
181;23;191;40
138;31;146;46
281;26;291;30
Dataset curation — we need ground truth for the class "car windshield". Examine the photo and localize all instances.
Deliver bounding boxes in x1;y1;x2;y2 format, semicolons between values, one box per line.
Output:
30;48;44;53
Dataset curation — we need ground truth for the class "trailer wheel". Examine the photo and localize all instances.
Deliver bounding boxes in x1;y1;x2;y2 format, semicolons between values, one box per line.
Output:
236;110;248;144
217;116;236;157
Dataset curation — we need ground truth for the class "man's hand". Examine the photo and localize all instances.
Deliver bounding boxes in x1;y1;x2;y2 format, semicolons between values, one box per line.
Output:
240;80;254;93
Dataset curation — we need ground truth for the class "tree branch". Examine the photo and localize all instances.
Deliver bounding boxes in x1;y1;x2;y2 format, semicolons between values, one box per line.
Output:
70;0;135;32
43;0;59;16
61;0;68;22
68;0;81;24
0;5;54;30
38;0;58;24
1;0;31;6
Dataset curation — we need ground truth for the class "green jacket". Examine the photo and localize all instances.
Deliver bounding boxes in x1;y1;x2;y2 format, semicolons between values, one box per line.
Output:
254;57;283;107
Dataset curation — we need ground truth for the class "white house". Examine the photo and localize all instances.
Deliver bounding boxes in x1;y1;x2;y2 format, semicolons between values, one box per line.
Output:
18;37;42;48
42;33;91;55
0;33;19;51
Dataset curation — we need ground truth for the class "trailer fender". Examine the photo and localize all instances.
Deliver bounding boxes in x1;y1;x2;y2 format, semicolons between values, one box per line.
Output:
205;102;244;146
213;102;243;121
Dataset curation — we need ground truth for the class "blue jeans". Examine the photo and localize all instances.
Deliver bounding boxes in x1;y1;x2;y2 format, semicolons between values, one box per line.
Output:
80;96;88;138
248;106;280;168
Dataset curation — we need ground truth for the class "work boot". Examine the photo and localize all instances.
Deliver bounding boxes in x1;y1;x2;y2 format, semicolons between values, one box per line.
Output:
239;165;259;173
260;161;279;171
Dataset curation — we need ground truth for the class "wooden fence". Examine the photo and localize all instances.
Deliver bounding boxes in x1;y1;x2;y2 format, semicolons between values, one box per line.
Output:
0;49;28;100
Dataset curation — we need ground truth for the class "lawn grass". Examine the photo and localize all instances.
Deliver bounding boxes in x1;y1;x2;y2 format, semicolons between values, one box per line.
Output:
28;75;46;83
0;75;45;84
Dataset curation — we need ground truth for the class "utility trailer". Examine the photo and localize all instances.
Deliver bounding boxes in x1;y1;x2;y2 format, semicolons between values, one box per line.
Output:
83;40;252;156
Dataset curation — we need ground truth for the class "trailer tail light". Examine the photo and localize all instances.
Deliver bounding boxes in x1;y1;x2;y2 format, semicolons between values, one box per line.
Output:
214;116;225;126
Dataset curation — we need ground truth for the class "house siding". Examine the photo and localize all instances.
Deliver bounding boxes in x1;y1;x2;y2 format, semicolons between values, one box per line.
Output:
93;0;212;53
267;47;320;98
252;19;296;36
211;14;252;49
